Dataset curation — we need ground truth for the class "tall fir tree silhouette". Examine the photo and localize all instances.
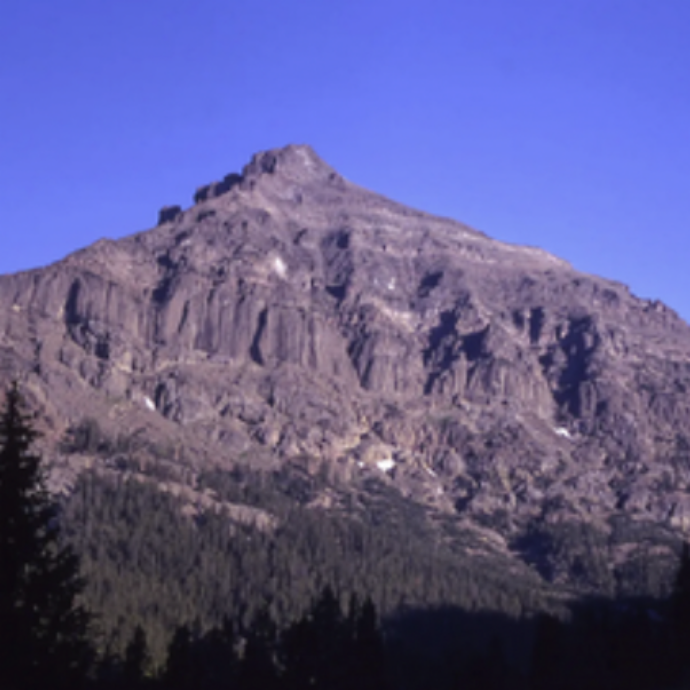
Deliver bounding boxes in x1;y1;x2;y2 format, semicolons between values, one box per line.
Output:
0;383;91;689
239;607;280;690
671;542;690;682
163;625;197;690
350;595;388;690
123;624;152;689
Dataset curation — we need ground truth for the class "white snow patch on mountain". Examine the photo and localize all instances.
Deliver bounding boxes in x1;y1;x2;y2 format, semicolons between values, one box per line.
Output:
273;256;287;277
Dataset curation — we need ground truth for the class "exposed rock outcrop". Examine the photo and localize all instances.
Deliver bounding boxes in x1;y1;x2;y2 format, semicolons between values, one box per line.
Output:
1;144;688;594
158;205;183;225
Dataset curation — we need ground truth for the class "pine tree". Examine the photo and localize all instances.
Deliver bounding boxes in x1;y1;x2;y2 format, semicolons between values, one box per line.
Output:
239;607;280;690
0;383;91;689
123;625;151;689
163;625;196;690
350;596;388;690
671;542;690;683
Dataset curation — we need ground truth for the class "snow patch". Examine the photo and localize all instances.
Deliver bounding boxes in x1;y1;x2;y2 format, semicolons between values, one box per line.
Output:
387;278;396;291
554;427;571;439
425;466;437;478
144;396;156;411
376;458;396;473
273;256;287;278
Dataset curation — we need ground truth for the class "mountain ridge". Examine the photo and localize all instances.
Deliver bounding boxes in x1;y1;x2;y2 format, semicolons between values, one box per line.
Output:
1;144;689;600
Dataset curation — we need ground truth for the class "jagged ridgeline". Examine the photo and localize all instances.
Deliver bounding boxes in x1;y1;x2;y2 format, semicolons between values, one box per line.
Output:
1;144;689;653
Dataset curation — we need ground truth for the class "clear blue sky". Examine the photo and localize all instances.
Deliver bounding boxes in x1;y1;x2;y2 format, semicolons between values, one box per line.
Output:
2;1;689;319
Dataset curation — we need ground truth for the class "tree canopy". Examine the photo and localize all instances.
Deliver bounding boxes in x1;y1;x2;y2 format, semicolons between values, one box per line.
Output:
0;383;91;689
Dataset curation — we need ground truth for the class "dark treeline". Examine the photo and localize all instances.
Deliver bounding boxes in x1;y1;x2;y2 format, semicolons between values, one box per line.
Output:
5;390;690;688
60;468;555;661
97;586;387;690
91;566;690;690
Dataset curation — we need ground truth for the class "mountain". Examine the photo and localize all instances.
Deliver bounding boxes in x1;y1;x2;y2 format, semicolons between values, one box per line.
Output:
1;144;689;614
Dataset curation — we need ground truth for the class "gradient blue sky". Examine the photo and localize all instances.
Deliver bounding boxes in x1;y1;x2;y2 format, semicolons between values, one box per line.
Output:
2;1;689;318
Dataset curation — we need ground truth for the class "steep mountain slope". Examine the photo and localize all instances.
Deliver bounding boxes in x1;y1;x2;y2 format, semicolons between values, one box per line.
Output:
1;144;689;598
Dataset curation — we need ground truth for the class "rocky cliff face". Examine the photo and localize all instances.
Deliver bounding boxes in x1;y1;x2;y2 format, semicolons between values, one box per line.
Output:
2;144;689;594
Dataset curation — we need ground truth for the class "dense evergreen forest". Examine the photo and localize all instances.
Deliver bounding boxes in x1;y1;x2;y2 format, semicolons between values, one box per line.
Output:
4;389;690;688
60;467;555;662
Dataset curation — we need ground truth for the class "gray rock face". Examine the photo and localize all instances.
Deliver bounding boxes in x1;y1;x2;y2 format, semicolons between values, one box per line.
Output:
1;144;689;593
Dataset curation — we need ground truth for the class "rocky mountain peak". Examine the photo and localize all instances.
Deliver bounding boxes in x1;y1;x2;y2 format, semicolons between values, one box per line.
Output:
1;146;690;597
242;144;340;184
180;144;344;211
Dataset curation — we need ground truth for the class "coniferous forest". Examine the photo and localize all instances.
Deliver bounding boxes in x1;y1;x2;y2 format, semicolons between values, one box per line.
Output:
5;387;690;689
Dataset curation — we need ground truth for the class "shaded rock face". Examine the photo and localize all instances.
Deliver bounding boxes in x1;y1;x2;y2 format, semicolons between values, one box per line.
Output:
158;206;182;225
1;143;690;594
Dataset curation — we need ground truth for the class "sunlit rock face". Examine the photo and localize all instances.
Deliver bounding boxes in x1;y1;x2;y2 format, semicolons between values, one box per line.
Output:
2;143;690;594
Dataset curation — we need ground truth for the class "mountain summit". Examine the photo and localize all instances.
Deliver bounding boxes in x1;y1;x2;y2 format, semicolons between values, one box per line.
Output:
1;145;689;595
